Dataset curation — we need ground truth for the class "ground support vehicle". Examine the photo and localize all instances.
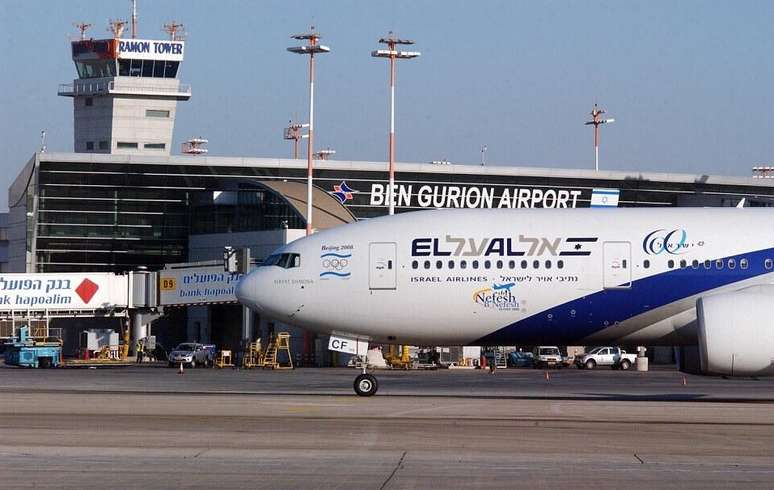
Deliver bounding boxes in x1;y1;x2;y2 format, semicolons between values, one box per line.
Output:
168;343;215;368
576;347;637;370
3;326;62;368
532;346;563;369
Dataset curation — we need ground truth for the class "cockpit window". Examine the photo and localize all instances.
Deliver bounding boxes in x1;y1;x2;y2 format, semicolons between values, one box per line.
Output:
261;253;301;269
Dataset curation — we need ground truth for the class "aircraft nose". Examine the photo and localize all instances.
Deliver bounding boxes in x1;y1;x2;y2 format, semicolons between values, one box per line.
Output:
235;269;265;312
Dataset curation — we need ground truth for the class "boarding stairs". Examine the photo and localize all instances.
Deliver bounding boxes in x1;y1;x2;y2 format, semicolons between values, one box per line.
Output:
261;332;293;369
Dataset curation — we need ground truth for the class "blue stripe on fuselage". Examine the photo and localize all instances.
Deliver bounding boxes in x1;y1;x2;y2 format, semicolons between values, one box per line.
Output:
473;247;774;345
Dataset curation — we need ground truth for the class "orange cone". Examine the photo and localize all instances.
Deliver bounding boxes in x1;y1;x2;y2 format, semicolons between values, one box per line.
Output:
178;362;184;375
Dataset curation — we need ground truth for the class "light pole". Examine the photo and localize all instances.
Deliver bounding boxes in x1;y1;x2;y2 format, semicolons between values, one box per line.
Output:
283;121;308;159
288;29;330;235
372;33;420;215
481;145;487;166
585;104;615;172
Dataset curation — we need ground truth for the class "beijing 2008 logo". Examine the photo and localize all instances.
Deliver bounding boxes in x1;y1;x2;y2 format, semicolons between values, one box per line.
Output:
642;229;688;255
320;252;351;279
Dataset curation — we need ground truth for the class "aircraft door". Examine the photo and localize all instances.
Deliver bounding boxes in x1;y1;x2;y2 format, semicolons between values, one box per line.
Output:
369;242;397;290
603;241;632;289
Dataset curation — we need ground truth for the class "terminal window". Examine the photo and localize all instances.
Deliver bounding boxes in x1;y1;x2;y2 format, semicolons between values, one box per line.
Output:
146;109;170;118
85;97;93;107
117;142;139;149
98;141;109;150
85;142;94;151
144;143;166;150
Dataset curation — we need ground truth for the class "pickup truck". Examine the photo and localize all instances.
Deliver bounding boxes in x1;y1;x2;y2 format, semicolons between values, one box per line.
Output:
576;346;637;370
168;343;216;368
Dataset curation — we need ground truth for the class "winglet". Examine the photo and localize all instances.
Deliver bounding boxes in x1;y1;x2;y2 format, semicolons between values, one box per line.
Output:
736;198;746;208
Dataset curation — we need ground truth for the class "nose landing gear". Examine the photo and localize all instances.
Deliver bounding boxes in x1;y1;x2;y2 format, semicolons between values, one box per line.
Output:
354;372;378;396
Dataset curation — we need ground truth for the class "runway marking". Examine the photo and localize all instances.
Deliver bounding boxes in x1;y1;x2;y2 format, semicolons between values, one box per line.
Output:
634;453;645;464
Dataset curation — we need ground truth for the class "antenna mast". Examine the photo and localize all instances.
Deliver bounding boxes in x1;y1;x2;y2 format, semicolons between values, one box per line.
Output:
108;19;127;39
130;0;137;38
163;21;185;41
73;22;93;40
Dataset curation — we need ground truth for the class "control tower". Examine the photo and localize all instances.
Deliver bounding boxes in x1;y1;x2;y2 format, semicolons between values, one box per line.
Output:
58;21;191;155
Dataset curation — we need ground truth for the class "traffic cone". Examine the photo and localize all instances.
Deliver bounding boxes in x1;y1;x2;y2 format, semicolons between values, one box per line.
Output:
544;371;551;381
178;362;184;375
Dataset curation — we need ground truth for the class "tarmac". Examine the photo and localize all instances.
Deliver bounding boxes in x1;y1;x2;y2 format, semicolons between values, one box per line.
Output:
1;365;774;489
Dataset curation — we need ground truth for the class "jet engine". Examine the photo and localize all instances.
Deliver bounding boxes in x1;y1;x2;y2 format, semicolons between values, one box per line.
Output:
696;286;774;377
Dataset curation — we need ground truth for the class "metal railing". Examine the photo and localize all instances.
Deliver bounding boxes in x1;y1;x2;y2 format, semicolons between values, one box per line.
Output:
58;81;191;97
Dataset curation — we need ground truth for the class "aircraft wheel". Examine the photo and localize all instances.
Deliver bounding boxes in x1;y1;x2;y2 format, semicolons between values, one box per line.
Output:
354;373;378;397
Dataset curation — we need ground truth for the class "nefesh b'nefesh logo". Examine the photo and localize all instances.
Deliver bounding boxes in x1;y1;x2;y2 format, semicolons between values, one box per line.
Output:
473;282;519;311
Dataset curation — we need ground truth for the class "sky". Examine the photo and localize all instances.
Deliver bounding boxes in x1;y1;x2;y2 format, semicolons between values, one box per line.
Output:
1;0;774;210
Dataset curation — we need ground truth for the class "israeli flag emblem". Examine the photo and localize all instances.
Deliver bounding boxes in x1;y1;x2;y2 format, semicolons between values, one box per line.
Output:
590;188;620;207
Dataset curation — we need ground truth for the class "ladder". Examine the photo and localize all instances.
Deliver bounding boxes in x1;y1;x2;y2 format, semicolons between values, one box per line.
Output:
261;332;293;369
494;347;508;369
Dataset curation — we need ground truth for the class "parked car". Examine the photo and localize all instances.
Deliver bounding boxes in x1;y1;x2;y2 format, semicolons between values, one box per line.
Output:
508;351;534;368
532;346;563;369
576;346;637;370
168;343;214;368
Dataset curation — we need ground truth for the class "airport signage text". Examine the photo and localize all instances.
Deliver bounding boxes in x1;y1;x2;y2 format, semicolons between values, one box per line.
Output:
159;266;243;306
0;273;128;310
117;39;185;61
369;184;583;209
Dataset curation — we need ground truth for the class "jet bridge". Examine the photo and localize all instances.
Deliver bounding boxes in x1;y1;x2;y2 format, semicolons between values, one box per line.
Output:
0;272;158;355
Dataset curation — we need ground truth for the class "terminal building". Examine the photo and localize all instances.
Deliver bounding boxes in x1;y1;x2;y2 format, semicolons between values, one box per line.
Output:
6;19;774;362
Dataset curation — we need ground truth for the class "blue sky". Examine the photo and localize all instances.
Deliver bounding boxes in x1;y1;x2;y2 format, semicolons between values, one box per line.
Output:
1;0;773;209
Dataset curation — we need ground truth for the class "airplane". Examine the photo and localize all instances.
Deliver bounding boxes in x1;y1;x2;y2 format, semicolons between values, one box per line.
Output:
236;207;774;396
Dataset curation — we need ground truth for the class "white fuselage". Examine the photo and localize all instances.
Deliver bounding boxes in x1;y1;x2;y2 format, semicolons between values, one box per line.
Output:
236;208;774;347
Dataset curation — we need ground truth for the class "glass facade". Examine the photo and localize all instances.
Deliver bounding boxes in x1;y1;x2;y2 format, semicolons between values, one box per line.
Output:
34;161;307;272
24;156;774;273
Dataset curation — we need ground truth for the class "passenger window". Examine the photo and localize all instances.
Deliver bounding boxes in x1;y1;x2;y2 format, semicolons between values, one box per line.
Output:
472;260;479;269
412;260;418;269
496;260;503;269
508;260;516;269
460;260;467;269
679;260;687;268
448;260;455;269
423;260;431;270
622;259;627;269
643;259;650;269
703;260;711;269
557;260;564;269
766;258;773;270
436;260;443;269
545;260;552;269
728;258;736;270
715;259;724;270
484;260;491;269
740;258;748;270
691;260;699;269
668;260;674;269
521;260;528;269
533;260;540;269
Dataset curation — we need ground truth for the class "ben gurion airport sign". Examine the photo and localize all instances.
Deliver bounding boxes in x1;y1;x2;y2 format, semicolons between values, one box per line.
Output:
333;182;618;209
